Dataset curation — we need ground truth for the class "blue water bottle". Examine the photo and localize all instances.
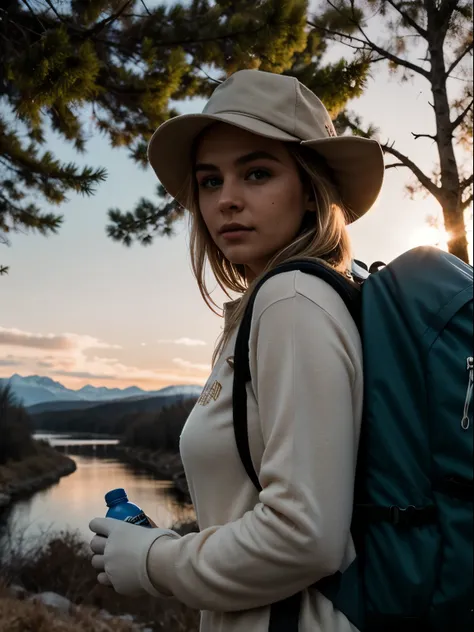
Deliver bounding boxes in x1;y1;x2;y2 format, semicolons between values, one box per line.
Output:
105;488;152;527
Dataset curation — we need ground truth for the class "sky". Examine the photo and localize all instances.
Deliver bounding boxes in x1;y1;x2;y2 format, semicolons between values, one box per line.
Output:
0;1;472;391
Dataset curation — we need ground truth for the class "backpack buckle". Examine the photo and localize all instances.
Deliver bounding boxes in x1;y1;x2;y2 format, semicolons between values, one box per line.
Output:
389;505;416;526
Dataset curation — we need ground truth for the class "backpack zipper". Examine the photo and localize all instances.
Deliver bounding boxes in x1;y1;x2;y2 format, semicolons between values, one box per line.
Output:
461;356;473;430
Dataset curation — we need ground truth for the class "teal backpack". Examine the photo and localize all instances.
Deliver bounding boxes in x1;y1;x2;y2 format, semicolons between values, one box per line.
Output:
232;246;473;632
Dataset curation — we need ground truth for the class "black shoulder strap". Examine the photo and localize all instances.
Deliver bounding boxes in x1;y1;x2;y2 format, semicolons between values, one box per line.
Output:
231;260;361;632
232;261;360;632
232;259;360;493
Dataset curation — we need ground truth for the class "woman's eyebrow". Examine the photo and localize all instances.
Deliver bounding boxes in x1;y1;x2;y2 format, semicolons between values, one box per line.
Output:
194;150;282;173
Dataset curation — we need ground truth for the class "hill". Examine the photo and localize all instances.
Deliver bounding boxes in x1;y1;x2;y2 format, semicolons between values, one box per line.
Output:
30;389;202;435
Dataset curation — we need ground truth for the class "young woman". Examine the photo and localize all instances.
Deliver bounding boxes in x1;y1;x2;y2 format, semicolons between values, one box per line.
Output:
89;69;385;632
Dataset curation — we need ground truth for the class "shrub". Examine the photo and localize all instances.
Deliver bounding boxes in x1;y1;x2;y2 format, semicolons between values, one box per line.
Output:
0;385;34;465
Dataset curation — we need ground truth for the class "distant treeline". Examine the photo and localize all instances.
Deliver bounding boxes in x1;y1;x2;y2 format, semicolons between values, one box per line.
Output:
31;393;197;436
0;385;35;464
122;398;197;452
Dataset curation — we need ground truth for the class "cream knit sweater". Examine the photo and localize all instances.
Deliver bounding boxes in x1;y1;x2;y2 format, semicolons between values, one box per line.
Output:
147;271;363;632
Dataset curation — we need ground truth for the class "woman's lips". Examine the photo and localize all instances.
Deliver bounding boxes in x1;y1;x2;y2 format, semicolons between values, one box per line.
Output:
220;228;254;240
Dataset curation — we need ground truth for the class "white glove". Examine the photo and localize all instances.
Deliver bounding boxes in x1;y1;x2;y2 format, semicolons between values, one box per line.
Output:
89;517;179;597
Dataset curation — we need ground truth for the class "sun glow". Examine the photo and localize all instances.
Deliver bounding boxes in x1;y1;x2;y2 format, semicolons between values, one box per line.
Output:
409;224;451;251
408;202;473;264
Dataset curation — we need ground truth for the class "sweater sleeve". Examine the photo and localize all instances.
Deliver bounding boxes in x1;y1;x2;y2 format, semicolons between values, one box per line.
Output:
146;291;361;612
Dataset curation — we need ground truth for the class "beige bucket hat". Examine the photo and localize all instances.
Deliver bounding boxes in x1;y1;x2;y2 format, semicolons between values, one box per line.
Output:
148;69;384;222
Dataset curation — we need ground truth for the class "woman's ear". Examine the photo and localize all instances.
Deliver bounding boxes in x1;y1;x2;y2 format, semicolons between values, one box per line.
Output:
304;187;318;213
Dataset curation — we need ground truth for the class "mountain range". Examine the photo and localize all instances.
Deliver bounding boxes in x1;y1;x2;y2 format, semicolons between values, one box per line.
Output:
0;374;203;408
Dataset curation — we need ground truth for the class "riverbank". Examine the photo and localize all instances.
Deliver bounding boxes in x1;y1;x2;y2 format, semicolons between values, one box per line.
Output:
0;442;76;509
117;446;192;504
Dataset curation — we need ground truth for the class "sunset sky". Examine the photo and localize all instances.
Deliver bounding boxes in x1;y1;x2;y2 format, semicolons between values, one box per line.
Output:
0;2;472;391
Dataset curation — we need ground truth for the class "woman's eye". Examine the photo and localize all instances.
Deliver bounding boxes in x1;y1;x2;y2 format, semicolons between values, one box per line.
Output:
247;169;271;181
199;176;221;189
198;169;270;189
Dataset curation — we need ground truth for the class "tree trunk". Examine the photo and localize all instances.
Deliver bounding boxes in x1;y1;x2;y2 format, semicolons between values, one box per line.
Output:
442;198;470;262
428;7;470;263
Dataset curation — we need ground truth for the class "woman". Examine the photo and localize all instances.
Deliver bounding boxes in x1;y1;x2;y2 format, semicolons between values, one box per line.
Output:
89;69;385;632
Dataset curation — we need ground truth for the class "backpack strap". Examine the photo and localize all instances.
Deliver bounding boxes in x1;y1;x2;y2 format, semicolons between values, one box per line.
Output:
232;260;360;632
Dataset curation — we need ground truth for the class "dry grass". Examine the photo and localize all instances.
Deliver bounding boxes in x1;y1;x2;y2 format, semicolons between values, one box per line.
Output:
0;523;200;632
0;582;142;632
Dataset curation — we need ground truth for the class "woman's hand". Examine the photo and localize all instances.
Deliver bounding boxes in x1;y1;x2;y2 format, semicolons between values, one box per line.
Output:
89;517;178;597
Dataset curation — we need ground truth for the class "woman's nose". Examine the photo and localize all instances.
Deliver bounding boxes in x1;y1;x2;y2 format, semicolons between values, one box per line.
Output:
217;180;244;214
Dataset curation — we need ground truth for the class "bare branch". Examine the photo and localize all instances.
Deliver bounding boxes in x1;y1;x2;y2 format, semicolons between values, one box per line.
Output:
385;162;407;169
88;0;133;36
385;1;428;38
461;193;473;211
382;141;442;201
411;132;438;141
451;99;474;132
193;64;222;85
44;0;67;24
140;0;152;16
460;174;473;191
440;0;465;25
308;6;430;79
445;41;473;78
20;0;45;31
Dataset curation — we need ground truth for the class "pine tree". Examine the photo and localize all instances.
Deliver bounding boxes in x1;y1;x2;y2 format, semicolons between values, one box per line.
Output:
310;0;473;263
1;0;322;273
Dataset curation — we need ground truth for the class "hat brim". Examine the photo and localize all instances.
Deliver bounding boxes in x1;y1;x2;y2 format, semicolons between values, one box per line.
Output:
148;112;384;222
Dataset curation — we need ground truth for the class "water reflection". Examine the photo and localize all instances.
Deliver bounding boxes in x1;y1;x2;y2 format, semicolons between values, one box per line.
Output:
1;433;194;548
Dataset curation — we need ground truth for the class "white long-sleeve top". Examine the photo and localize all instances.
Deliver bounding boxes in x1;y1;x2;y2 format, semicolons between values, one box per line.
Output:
147;270;363;632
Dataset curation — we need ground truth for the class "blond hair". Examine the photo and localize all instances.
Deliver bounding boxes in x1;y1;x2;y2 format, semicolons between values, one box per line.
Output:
181;143;353;364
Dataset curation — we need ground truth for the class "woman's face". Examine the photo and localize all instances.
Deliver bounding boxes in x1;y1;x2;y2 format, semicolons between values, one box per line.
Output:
194;123;315;278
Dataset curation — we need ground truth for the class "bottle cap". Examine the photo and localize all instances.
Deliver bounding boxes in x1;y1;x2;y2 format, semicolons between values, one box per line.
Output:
105;488;128;507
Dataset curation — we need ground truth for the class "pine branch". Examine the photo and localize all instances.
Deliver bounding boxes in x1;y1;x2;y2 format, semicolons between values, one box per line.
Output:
0;193;63;234
451;98;474;132
106;186;185;245
445;41;473;78
385;1;428;38
382;141;442;201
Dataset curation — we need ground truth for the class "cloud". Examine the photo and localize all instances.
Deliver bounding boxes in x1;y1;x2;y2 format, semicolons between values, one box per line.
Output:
0;327;121;352
0;325;209;387
0;355;23;367
52;369;122;380
52;367;206;384
173;358;211;373
36;360;55;369
157;337;207;347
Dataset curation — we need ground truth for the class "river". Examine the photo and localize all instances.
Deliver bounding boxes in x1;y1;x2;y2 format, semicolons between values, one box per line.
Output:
0;433;194;548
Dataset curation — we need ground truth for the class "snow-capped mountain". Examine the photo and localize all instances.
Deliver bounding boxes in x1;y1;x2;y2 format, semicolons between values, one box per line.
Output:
0;374;203;408
76;385;144;401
